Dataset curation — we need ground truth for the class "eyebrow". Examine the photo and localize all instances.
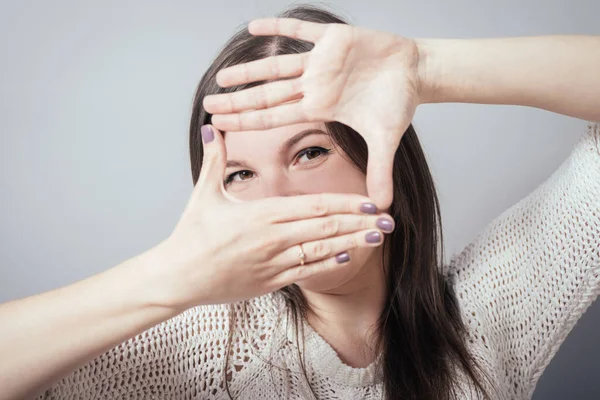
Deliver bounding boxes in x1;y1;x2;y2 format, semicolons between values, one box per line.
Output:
225;129;328;169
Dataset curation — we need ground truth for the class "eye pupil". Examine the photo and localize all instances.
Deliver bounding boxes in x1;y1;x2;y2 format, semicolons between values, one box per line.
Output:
306;149;320;159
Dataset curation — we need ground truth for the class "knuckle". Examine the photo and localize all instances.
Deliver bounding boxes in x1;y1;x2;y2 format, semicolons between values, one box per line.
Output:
346;234;359;250
310;240;331;260
270;57;280;78
229;91;241;112
300;53;309;75
320;218;340;237
258;85;269;108
255;235;280;256
293;20;303;41
291;77;303;93
260;109;273;130
202;150;217;165
310;195;329;217
243;64;250;85
363;215;370;230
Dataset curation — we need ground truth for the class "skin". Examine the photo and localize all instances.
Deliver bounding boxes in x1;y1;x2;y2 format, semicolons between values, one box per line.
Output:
0;120;390;399
1;17;599;400
223;121;386;367
204;19;600;211
208;23;600;368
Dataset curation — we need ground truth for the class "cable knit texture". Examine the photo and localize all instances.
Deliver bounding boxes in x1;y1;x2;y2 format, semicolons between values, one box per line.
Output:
37;122;600;400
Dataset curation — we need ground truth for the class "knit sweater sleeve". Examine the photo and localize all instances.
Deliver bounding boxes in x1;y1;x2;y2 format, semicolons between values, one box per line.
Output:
448;121;600;399
33;295;284;399
33;303;234;399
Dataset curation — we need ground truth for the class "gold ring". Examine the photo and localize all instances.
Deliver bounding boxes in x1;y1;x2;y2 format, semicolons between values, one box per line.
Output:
299;244;306;266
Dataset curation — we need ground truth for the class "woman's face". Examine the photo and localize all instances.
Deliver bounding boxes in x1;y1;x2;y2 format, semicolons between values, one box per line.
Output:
223;121;383;292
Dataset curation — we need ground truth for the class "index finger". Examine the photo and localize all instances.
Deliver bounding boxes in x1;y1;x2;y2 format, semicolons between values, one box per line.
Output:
248;18;328;43
255;193;379;223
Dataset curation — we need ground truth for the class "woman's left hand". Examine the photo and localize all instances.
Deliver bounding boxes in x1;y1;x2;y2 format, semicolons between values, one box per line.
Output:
202;18;424;209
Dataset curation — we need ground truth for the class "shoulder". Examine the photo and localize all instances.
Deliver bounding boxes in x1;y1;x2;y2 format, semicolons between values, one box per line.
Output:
445;120;600;398
448;120;600;281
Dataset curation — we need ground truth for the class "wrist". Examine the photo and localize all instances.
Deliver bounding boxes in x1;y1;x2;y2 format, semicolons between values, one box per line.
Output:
415;38;445;104
116;240;188;315
133;237;215;313
415;38;483;105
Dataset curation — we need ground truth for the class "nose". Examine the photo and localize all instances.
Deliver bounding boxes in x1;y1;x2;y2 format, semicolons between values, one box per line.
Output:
260;171;306;198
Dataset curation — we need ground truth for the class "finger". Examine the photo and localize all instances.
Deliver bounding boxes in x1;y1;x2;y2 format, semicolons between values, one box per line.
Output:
210;100;308;132
278;228;384;266
270;256;352;289
274;213;394;249
248;18;328;43
366;141;396;210
269;229;384;287
194;125;227;195
203;78;303;115
256;193;379;223
213;53;306;88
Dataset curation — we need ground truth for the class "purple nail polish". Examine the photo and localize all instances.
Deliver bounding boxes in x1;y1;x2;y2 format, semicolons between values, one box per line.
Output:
365;231;381;244
376;218;394;233
360;203;377;214
335;252;350;264
201;125;214;143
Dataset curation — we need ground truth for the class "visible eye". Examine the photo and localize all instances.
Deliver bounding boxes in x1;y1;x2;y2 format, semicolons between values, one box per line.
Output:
224;170;254;185
296;146;331;164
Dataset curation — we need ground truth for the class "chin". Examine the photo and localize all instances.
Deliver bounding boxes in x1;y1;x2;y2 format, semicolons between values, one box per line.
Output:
295;247;379;293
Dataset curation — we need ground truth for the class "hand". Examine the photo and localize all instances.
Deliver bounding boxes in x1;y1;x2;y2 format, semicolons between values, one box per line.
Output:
202;18;423;209
148;125;394;310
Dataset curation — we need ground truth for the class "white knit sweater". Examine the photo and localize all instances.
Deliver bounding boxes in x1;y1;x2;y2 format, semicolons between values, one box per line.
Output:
37;122;600;400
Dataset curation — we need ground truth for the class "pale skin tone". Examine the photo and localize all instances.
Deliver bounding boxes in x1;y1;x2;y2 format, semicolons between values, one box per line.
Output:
0;16;599;400
205;19;600;210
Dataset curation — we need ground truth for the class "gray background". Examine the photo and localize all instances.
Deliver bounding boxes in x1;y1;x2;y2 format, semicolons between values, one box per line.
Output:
0;0;598;398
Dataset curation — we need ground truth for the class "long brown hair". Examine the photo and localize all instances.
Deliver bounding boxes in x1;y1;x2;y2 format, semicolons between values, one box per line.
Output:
189;4;495;399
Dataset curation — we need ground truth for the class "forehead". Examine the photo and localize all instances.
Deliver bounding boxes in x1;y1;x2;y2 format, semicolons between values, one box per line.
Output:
223;121;326;155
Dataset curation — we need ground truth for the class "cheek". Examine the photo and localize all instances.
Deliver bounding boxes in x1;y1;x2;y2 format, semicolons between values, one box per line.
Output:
297;157;367;195
226;186;266;201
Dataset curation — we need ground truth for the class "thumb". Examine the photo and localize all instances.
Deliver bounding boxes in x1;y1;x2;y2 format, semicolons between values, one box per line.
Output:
195;124;228;196
366;141;395;210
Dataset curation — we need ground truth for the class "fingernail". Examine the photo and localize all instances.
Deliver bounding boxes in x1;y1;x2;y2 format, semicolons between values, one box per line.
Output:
335;252;350;264
360;202;377;214
376;218;394;233
365;231;382;243
201;125;214;143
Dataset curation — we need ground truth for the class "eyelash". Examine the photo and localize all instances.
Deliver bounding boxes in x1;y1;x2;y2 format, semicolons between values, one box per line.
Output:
224;146;332;185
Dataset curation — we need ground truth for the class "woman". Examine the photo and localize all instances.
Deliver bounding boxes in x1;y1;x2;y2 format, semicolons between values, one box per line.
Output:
1;3;599;400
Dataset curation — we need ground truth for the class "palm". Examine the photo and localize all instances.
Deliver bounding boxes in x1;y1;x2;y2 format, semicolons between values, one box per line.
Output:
301;24;418;146
203;18;422;208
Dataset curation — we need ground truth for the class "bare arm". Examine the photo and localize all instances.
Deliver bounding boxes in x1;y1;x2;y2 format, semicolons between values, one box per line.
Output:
0;125;391;400
416;35;600;122
0;243;178;400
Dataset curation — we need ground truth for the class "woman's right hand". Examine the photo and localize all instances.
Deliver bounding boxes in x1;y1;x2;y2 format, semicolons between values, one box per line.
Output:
149;125;393;311
0;124;392;399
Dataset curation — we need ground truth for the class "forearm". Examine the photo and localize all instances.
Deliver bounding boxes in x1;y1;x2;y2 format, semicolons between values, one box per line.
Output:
416;35;600;122
0;244;179;400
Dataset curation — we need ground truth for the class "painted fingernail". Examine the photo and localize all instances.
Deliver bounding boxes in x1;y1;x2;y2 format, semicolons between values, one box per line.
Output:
360;202;377;214
335;252;350;264
365;231;382;243
377;218;394;233
201;125;214;143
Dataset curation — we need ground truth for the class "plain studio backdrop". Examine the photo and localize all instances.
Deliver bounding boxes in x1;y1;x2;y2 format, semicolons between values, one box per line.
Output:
0;0;598;398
